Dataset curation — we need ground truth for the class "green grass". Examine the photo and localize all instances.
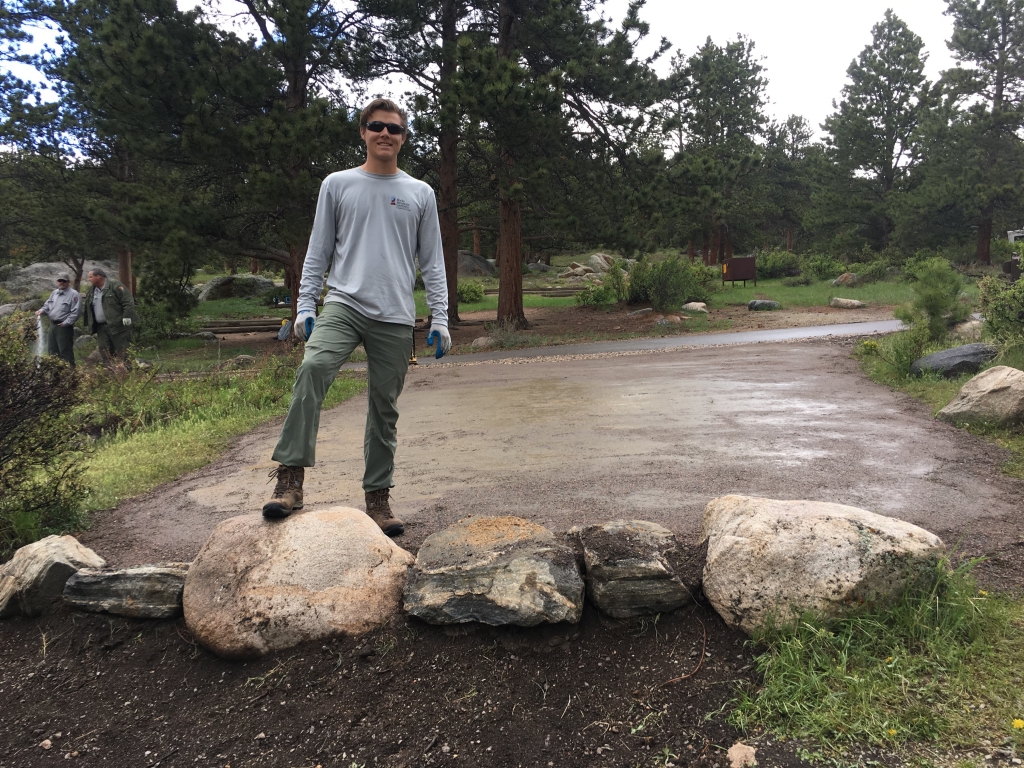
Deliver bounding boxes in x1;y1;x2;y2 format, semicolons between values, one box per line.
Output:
193;296;289;321
80;364;365;512
712;277;919;308
416;289;577;317
732;563;1024;756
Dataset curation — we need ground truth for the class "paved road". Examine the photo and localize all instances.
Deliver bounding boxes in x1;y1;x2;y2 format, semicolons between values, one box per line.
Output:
81;334;1024;585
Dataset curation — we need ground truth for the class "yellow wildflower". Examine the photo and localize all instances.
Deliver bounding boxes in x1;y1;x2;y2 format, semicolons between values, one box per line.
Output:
885;656;893;663
979;590;989;596
1013;719;1024;730
888;728;897;736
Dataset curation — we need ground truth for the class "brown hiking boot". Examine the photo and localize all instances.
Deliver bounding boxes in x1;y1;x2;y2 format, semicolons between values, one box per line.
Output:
263;465;304;519
365;488;404;536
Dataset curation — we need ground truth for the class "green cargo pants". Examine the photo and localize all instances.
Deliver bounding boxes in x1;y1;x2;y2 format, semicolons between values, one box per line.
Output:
271;302;412;492
47;322;76;367
96;322;131;362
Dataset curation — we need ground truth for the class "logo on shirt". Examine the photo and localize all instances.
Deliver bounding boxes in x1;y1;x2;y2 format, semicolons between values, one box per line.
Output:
390;196;411;211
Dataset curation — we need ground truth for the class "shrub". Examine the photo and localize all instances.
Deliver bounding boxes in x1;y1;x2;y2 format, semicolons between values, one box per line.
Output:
0;314;86;560
857;326;930;379
457;281;485;304
756;249;802;279
896;257;970;341
979;276;1024;343
628;257;717;311
846;260;891;284
574;284;617;306
603;261;629;302
803;254;845;281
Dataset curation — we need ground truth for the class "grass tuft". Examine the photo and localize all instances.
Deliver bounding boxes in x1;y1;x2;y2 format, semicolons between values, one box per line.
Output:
732;561;1024;752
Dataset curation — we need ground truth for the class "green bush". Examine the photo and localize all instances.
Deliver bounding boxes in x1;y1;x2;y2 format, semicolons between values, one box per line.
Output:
803;254;845;281
857;326;930;379
756;249;802;279
574;284;617;306
846;260;891;284
0;314;86;560
603;261;629;302
456;281;486;304
628;257;717;311
979;276;1024;343
900;257;970;340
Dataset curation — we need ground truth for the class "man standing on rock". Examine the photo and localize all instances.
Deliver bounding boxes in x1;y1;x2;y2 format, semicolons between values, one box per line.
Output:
82;267;138;364
263;98;450;536
36;274;81;367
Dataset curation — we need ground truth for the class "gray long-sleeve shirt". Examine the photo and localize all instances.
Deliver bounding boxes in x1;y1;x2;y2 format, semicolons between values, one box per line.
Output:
298;168;448;327
40;287;82;325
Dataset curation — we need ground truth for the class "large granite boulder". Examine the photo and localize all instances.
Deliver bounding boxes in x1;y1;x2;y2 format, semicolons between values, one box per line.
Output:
701;495;944;635
588;253;615;273
570;520;701;618
832;272;858;287
936;365;1024;426
0;260;114;298
197;274;275;302
910;343;999;379
748;300;781;311
0;536;106;618
830;297;865;309
404;516;584;626
457;250;498;277
64;564;190;619
183;508;414;659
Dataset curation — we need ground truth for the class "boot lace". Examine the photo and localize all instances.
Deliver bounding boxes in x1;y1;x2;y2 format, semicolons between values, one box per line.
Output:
268;466;300;497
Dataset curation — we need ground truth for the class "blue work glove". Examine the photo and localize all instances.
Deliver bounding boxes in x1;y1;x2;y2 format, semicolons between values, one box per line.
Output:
427;323;452;359
294;309;317;341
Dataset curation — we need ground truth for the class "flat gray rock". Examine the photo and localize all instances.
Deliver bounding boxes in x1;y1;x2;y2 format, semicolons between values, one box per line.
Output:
570;520;701;618
197;274;275;302
910;343;998;378
404;516;584;626
0;536;105;618
64;564;190;618
937;366;1024;426
457;250;497;277
748;300;781;311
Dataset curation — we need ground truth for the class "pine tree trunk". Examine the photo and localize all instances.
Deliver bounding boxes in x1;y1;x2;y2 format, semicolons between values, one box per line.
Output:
497;191;527;329
118;248;134;296
723;225;733;260
287;244;306;339
687;240;695;262
710;227;722;266
976;214;993;265
701;229;710;265
473;220;481;256
250;258;259;274
439;127;460;323
786;227;794;252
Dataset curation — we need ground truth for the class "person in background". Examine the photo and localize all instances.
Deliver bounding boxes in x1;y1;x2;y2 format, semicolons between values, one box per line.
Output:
36;274;81;367
82;268;139;364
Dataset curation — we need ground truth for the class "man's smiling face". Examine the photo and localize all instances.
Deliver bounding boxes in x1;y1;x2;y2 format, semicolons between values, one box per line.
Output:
360;109;406;165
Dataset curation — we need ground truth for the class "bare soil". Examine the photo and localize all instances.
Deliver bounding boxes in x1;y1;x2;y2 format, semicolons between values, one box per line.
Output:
4;338;1023;768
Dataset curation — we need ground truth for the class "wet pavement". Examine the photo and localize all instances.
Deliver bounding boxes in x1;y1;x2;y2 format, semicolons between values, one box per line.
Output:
81;336;1024;572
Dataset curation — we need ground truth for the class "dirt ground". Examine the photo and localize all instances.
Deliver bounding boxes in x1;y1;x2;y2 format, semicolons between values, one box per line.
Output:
4;337;1024;768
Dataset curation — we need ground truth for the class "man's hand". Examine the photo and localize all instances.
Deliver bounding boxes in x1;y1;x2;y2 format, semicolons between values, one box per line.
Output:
429;323;451;355
294;310;317;342
35;309;44;317
122;317;132;327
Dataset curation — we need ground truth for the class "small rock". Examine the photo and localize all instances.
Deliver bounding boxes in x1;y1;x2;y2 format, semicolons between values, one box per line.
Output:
626;308;652;317
558;270;575;278
569;520;701;618
748;300;781;311
701;495;945;634
937;365;1024;426
727;742;756;768
183;507;414;659
830;297;865;309
471;336;495;348
39;740;52;750
655;315;685;326
63;563;190;619
254;733;266;741
910;343;998;379
0;303;16;317
218;354;257;371
404;516;584;626
832;272;859;287
192;331;218;341
0;536;105;618
682;302;708;313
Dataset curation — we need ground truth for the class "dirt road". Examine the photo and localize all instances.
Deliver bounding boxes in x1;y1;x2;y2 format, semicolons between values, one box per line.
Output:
81;338;1024;585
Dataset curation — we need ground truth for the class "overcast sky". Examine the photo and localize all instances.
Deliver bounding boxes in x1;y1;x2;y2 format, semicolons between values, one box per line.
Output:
602;0;957;133
9;0;957;138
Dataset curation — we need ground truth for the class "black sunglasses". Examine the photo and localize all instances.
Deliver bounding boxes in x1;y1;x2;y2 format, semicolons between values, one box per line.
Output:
364;121;406;135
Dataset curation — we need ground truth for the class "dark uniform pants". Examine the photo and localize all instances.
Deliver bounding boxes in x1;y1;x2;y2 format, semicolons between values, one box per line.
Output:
96;323;131;361
47;323;76;367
